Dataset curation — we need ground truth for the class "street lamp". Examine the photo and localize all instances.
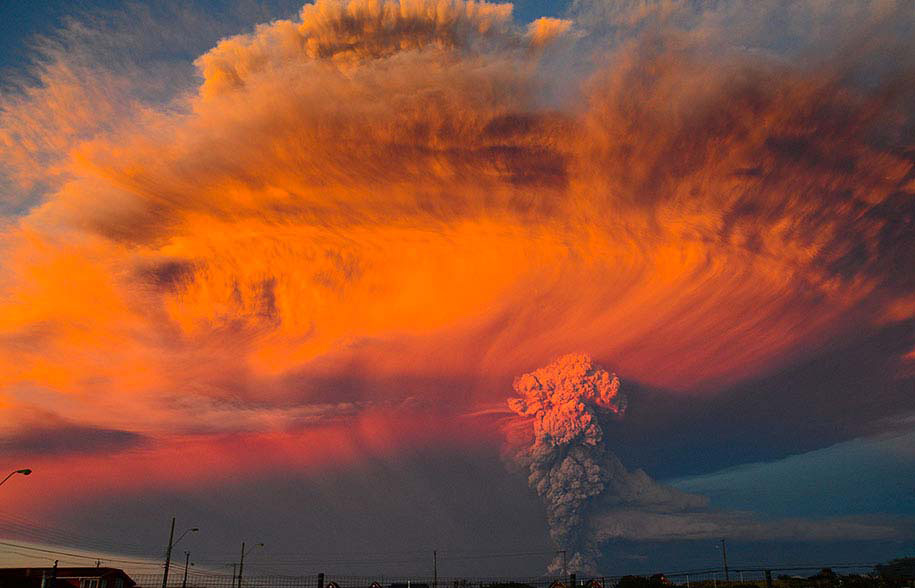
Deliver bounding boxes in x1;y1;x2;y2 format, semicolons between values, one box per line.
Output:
174;528;199;546
161;518;198;588
237;541;263;588
0;469;32;487
181;551;194;588
716;539;729;584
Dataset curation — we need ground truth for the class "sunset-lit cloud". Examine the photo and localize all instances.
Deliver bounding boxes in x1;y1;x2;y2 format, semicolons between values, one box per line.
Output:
527;17;573;47
0;0;912;549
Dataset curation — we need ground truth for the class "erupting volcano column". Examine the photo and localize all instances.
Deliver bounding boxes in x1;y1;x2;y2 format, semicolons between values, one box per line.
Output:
506;353;627;574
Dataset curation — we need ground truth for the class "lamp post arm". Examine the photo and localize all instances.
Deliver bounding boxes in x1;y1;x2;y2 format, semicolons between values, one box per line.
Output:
174;529;195;547
0;470;30;487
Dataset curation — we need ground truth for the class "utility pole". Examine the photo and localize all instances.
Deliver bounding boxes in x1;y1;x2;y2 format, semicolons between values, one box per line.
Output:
237;541;263;588
182;552;190;588
238;542;246;588
433;550;437;588
720;539;729;584
162;517;176;588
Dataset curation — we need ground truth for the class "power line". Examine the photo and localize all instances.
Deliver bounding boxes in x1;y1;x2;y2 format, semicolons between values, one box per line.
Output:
0;518;556;571
0;540;166;567
0;534;886;581
0;511;152;556
0;511;149;549
193;550;556;566
0;546;100;567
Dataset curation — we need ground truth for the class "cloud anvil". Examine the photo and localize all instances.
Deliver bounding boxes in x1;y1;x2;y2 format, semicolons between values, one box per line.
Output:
0;0;912;575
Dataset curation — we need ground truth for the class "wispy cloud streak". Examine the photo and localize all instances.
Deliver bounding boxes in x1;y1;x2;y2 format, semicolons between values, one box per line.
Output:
0;0;911;530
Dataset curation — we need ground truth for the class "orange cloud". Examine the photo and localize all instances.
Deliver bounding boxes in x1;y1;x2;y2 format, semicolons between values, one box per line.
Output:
196;0;515;98
0;0;912;511
526;17;572;47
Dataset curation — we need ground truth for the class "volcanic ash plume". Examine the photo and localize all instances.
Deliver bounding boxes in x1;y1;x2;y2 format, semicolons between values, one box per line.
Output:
506;353;627;574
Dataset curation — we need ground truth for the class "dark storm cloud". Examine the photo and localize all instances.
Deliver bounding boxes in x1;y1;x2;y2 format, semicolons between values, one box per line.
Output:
0;422;148;456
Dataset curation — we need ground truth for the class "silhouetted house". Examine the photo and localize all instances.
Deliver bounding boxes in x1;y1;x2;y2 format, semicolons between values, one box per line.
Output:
0;568;136;588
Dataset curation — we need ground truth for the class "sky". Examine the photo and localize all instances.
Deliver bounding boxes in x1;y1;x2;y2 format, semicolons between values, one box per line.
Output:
0;0;913;580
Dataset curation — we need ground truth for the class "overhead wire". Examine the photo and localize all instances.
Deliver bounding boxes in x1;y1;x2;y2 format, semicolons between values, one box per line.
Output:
0;541;166;567
0;518;885;580
0;511;154;556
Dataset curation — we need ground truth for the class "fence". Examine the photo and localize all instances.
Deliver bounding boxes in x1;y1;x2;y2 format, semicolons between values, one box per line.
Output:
664;565;878;585
131;565;882;588
132;573;607;588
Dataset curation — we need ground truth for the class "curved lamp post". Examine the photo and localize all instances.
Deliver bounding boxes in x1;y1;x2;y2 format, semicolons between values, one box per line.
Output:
162;519;198;588
0;469;32;487
237;541;263;588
